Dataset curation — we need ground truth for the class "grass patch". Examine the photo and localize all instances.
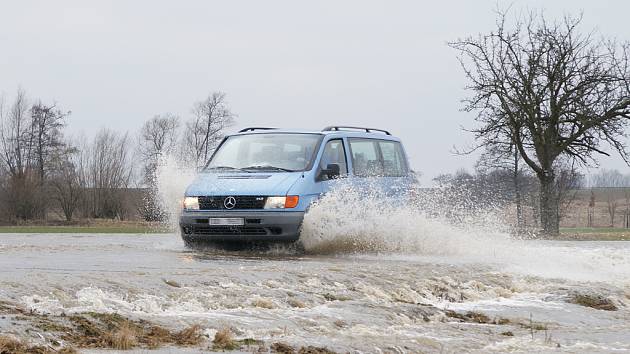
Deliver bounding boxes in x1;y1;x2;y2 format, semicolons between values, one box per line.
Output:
568;294;618;311
270;343;339;354
212;328;238;350
61;312;204;349
0;225;168;234
287;298;307;308
561;227;628;234
322;293;352;302
252;298;275;309
445;310;492;324
0;335;77;353
105;323;137;350
559;228;630;241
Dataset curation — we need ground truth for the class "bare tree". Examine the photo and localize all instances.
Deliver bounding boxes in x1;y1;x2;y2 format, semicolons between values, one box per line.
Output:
183;92;235;169
591;169;629;227
450;11;630;235
138;113;180;162
0;89;42;219
49;143;83;221
476;142;527;231
0;89;31;179
85;129;135;219
29;102;69;182
554;161;584;221
138;113;180;221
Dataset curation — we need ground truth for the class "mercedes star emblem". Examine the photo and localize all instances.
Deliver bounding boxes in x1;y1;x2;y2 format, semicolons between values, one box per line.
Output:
224;196;237;209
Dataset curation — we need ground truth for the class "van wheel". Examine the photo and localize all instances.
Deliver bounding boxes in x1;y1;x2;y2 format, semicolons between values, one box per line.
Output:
181;235;200;249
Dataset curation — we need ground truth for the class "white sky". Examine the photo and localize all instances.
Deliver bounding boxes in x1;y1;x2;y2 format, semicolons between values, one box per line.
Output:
1;0;629;183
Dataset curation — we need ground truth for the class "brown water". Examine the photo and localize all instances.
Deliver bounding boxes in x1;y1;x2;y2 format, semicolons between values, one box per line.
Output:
1;233;629;353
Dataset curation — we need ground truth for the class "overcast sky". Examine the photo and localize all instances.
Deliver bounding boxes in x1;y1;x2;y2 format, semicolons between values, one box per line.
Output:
1;0;629;183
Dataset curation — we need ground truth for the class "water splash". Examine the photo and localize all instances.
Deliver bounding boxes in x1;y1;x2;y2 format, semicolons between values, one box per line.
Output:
155;155;197;230
154;159;630;285
300;183;630;285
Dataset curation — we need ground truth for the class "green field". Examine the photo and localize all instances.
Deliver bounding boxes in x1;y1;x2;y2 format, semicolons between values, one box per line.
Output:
0;225;171;234
559;227;629;241
560;227;628;234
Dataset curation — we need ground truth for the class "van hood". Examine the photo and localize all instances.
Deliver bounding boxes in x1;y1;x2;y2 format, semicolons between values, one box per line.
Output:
185;172;302;196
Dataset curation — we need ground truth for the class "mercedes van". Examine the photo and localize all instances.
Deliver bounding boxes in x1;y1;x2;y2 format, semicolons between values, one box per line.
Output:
179;126;414;246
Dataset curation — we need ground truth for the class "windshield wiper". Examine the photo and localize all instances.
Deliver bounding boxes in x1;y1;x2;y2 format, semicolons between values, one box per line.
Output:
206;166;246;171
242;165;297;172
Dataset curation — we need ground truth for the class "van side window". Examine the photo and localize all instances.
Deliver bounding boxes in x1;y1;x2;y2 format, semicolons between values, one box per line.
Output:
319;139;348;179
349;139;382;177
378;141;407;176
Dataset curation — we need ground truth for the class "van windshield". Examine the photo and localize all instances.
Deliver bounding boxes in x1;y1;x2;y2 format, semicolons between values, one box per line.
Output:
206;133;321;172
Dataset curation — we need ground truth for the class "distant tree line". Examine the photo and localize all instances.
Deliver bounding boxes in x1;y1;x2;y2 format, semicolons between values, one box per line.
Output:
587;169;630;228
432;160;584;234
433;164;630;232
0;89;234;224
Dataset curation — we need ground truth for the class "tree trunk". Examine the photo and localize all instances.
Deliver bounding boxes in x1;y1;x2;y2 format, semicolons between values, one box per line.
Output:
539;174;559;236
513;149;523;233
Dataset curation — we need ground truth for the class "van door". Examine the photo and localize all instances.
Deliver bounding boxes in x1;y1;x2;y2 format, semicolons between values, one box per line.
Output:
347;138;411;197
376;140;412;196
347;138;384;195
315;138;349;193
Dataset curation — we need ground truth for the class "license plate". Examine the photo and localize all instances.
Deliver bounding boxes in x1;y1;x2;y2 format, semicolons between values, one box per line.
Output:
208;217;244;226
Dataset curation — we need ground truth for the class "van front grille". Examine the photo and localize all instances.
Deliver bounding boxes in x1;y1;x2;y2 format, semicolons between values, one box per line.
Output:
198;196;266;210
190;226;282;236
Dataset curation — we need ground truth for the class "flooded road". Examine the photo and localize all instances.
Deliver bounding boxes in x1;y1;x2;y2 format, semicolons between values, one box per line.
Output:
0;233;629;353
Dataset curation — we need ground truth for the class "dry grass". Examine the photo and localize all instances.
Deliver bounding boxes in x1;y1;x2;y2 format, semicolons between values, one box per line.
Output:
287;298;306;308
252;298;275;309
271;342;295;354
322;293;352;302
105;323;137;350
0;336;25;354
270;342;338;354
174;325;204;346
298;346;337;354
569;294;618;311
445;310;491;324
62;313;206;350
213;327;238;350
0;335;77;354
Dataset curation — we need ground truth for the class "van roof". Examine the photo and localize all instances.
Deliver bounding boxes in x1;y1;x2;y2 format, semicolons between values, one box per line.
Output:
230;126;402;141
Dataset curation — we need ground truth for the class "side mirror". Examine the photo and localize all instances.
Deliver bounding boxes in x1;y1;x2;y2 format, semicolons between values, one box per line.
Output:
322;163;341;180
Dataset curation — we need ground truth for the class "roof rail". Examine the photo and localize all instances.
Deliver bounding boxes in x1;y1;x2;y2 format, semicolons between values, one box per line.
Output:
238;127;277;133
322;126;391;135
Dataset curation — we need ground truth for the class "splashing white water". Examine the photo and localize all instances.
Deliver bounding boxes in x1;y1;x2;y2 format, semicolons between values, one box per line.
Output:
154;160;630;285
300;184;630;285
155;155;197;229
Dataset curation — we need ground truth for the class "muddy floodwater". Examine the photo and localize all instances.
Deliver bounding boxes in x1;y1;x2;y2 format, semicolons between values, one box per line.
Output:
0;233;629;353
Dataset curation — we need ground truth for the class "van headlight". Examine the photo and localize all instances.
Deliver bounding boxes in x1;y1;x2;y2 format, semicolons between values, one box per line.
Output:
183;197;199;210
264;196;299;209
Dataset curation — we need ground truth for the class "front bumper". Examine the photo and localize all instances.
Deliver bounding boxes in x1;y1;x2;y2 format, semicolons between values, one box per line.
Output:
179;211;305;242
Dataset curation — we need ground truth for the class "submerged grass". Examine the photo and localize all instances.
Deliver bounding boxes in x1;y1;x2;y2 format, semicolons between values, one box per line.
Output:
212;328;238;350
3;305;336;353
568;294;618;311
61;312;204;350
445;310;492;324
0;335;77;354
270;343;339;354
